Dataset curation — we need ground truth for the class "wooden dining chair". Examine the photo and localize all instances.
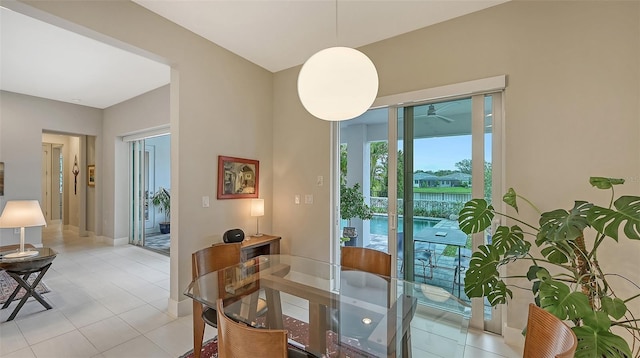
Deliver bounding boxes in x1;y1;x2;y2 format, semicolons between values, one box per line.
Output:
191;243;267;358
216;298;288;358
523;303;577;358
340;246;392;277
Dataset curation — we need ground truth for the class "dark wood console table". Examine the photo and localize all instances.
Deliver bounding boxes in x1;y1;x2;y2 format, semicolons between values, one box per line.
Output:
241;234;281;261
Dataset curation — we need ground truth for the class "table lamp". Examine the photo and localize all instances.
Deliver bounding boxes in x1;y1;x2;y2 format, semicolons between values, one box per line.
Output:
0;200;47;258
250;199;264;237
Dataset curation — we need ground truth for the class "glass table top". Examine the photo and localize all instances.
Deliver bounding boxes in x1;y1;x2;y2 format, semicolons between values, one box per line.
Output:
185;254;470;357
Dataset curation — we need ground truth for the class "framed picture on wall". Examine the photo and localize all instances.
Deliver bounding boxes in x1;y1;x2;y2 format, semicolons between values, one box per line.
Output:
217;156;259;199
88;165;96;187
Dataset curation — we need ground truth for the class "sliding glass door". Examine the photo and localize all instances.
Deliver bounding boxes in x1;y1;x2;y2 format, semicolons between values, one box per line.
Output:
337;83;503;333
128;134;171;255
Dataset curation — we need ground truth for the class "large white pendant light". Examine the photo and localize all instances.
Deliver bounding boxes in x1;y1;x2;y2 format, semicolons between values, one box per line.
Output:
297;2;378;121
298;47;378;121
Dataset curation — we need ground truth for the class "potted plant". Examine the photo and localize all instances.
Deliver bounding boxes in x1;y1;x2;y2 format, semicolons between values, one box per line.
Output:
457;177;639;357
340;182;373;246
151;187;171;234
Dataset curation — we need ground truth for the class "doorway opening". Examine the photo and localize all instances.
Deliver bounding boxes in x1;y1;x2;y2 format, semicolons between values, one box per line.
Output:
42;132;94;235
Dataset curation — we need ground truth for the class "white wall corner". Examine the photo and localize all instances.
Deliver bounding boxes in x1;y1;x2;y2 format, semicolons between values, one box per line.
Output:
503;323;525;351
168;297;192;318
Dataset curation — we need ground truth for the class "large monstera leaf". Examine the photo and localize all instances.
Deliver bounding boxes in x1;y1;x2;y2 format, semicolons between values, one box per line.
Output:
463;245;512;305
536;272;591;321
458;199;494;235
537;201;592;244
540;240;574;264
588;195;640;241
491;225;529;256
576;303;632;358
574;326;633;358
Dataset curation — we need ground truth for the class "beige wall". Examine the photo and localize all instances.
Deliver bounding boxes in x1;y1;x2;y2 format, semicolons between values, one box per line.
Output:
273;0;639;337
273;69;335;261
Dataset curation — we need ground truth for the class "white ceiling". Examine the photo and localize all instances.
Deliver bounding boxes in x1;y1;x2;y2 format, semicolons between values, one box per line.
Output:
0;6;171;109
133;0;507;73
1;1;507;109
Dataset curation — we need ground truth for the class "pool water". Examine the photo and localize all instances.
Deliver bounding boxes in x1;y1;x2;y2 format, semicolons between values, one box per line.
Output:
370;215;441;235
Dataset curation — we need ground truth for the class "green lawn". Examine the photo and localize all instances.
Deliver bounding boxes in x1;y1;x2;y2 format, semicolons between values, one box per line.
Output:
442;236;472;256
414;187;471;194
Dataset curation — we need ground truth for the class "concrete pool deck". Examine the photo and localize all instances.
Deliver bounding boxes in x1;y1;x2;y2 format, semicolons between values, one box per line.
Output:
364;219;472;302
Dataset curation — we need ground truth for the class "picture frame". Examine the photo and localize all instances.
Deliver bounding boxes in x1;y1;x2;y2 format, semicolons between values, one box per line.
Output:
217;156;259;199
88;165;96;187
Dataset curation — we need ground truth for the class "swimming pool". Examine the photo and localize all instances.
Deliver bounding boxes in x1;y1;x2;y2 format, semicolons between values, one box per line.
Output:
370;215;441;235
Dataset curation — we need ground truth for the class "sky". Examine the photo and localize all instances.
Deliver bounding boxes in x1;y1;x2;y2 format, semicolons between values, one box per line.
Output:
408;134;492;172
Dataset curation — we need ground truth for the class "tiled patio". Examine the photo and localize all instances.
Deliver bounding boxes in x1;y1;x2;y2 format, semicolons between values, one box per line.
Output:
364;219;472;303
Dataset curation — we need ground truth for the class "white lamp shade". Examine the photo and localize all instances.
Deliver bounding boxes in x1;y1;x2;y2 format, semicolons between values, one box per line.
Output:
297;47;378;121
0;200;47;228
250;199;265;217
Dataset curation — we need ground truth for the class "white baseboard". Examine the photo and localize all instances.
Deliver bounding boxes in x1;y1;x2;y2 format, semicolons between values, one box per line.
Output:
113;237;129;246
168;297;192;318
63;225;79;232
99;236;129;246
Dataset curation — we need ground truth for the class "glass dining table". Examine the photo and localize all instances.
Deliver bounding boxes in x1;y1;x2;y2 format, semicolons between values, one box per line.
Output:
185;255;470;358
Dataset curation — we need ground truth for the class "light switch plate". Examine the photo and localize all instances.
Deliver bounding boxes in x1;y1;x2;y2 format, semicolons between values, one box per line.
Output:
202;196;210;208
294;195;300;204
304;194;313;204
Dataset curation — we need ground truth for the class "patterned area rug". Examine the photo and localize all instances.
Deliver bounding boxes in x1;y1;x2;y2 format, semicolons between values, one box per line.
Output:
0;270;50;304
179;315;377;358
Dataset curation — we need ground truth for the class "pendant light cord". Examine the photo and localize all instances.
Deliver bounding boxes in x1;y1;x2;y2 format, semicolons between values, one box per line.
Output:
335;0;338;46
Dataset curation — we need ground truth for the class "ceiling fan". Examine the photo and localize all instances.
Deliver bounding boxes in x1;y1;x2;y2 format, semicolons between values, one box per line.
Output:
426;104;455;123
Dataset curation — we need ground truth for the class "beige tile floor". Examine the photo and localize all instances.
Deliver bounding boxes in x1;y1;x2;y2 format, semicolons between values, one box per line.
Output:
0;224;522;357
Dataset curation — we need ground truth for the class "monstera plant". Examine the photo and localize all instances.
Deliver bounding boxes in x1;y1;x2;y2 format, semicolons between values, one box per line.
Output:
458;177;639;357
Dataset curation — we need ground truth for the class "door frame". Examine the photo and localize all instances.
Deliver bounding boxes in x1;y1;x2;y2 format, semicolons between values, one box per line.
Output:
124;128;170;248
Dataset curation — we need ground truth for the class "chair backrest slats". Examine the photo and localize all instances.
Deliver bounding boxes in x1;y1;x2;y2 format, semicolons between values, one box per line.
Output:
216;298;288;358
192;243;241;280
523;303;578;358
